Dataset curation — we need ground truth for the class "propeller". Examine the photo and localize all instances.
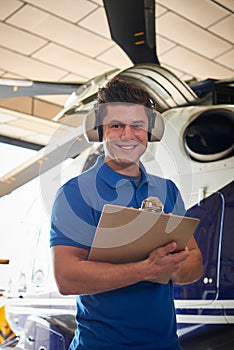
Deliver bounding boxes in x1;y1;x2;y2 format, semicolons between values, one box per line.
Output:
103;0;159;65
103;0;197;111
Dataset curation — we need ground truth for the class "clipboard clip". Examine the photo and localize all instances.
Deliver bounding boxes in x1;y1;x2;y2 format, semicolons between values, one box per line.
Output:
140;197;164;213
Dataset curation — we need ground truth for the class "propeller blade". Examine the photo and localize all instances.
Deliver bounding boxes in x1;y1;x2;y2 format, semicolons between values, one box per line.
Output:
103;0;159;65
0;79;82;98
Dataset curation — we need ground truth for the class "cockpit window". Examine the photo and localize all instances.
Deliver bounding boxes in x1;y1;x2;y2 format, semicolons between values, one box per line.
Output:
184;109;234;162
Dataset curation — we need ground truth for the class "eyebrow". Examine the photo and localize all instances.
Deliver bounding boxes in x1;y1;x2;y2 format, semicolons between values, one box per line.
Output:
106;119;147;124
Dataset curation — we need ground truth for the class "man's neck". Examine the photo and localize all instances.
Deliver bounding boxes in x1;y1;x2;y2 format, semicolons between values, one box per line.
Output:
104;157;140;177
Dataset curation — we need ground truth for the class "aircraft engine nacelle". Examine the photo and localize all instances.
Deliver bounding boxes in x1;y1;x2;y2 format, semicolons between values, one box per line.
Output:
143;105;234;209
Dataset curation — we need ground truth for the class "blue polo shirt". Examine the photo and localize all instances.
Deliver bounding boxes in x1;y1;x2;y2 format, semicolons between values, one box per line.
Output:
50;156;185;350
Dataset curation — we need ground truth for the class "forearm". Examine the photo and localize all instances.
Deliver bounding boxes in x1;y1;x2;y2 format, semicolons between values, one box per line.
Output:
171;247;203;284
60;260;146;295
52;246;146;295
52;242;195;295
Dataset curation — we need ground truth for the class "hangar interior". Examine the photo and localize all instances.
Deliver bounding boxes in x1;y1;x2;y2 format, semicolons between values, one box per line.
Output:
0;1;233;349
0;0;233;150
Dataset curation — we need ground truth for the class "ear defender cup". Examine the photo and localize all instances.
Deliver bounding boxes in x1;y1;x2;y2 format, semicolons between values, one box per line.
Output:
83;107;165;143
83;109;100;142
148;110;165;142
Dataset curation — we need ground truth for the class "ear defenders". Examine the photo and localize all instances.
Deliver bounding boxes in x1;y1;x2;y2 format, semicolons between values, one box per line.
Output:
83;105;165;143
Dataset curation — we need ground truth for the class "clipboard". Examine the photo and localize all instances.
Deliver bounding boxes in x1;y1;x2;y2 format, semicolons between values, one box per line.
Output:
88;204;200;264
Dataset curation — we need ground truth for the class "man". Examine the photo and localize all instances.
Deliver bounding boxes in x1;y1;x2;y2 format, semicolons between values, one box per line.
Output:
50;78;203;350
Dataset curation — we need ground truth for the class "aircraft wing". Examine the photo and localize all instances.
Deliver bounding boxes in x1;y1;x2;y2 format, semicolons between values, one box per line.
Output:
0;79;83;99
0;123;91;197
0;68;120;198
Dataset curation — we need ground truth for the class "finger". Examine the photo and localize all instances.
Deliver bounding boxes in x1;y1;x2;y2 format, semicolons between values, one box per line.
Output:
149;242;177;258
172;249;189;263
163;241;177;254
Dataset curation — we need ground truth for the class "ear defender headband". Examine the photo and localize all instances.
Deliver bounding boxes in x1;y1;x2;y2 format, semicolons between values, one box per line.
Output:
83;103;165;143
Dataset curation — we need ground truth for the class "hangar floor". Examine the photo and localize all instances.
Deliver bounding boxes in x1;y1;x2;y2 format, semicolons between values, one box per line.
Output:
1;323;234;349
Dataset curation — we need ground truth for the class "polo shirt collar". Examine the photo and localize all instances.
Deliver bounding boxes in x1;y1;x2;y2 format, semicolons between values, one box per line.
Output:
95;155;157;189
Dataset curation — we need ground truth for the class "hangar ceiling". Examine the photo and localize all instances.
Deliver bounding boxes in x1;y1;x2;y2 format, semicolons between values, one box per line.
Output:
0;0;233;147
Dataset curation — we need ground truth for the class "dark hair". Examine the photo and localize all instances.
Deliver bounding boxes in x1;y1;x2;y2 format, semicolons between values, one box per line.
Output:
96;78;155;141
97;77;154;108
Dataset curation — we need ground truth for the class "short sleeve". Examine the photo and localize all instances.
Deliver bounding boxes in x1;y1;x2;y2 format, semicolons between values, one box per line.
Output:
50;179;97;250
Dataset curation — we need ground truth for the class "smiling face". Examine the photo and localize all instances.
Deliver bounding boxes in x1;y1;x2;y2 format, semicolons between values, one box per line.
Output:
102;103;149;176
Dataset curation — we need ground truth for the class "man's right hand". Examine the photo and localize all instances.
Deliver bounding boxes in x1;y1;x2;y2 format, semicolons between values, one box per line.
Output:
142;242;189;284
